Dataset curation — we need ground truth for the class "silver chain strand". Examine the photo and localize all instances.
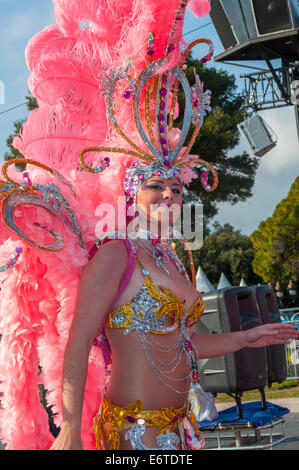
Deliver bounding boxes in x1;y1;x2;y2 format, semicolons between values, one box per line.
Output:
142;329;184;351
137;330;192;395
141;335;186;367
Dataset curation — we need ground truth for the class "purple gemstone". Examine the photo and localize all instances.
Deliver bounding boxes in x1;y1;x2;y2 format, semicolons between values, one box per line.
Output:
126;416;136;423
158;114;165;121
160;101;165;109
160;88;167;96
147;48;155;56
159;125;165;133
164;160;171;167
123;90;131;99
160;137;167;144
163;149;169;156
104;157;110;162
16;247;23;254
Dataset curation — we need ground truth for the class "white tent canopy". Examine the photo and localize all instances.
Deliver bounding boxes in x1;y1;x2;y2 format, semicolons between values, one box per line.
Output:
217;272;232;289
239;278;247;286
196;266;215;293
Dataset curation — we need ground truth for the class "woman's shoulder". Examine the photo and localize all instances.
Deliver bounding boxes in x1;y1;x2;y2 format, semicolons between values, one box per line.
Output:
93;237;130;262
85;238;131;282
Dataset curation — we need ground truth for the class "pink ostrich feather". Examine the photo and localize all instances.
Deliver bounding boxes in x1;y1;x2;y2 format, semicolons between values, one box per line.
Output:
0;0;210;450
188;0;211;17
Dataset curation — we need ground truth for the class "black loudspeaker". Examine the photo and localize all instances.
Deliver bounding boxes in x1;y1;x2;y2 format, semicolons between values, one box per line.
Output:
251;285;288;386
252;0;293;36
210;0;299;61
196;287;268;394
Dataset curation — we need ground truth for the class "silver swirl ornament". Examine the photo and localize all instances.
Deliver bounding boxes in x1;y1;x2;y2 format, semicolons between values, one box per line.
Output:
0;158;85;251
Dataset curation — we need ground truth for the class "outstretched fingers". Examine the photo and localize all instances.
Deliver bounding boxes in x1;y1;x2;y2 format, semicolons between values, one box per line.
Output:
245;323;299;348
267;323;299;341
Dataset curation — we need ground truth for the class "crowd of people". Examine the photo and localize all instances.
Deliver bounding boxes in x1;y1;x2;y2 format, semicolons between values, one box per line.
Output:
268;280;299;309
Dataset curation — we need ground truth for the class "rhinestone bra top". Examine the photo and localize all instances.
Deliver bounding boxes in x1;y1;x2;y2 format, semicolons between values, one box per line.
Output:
105;258;204;335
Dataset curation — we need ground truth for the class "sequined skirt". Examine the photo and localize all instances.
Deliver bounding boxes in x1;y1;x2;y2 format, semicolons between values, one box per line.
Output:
93;398;205;450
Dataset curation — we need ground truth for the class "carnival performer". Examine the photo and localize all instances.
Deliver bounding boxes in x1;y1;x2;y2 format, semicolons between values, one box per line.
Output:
49;173;299;451
0;0;298;451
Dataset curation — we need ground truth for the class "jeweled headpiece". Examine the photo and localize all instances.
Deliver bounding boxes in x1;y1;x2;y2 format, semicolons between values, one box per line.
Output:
79;0;218;195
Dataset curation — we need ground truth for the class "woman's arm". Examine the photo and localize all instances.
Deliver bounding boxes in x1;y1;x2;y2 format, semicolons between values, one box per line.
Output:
49;240;129;450
191;323;299;360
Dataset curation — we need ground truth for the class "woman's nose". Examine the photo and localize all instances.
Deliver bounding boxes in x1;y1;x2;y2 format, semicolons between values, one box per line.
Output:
163;188;172;199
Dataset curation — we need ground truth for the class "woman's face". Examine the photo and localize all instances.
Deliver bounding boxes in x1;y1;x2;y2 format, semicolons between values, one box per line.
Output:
135;175;183;234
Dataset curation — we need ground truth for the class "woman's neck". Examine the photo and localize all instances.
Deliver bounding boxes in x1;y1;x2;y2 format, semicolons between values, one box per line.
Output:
133;225;173;242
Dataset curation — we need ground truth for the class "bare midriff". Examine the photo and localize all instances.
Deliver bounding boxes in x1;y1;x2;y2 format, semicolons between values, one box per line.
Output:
104;327;191;449
104;327;191;410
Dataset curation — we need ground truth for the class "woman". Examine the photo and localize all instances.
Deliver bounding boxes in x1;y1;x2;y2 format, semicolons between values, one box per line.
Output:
0;0;298;451
49;172;298;450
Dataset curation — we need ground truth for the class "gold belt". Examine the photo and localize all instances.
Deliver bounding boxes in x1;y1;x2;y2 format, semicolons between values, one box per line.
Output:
93;398;195;450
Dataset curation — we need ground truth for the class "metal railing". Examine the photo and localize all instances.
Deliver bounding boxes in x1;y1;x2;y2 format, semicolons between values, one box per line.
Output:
279;308;299;380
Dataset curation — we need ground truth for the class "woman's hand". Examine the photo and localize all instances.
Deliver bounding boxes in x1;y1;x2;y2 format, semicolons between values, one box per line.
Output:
243;323;299;349
49;423;83;450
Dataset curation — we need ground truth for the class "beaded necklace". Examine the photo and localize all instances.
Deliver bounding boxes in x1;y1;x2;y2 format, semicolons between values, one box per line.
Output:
133;228;185;276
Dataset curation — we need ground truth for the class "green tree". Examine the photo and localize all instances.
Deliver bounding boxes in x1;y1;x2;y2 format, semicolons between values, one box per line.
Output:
251;177;299;282
3;94;38;172
176;222;263;286
177;56;259;223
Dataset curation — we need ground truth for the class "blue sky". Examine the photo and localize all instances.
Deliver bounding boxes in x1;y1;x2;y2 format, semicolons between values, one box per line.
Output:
0;1;298;236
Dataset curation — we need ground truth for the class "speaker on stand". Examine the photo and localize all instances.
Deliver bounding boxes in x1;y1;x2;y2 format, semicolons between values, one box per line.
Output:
251;285;288;387
196;286;268;417
210;0;299;62
237;115;278;157
210;0;299;144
